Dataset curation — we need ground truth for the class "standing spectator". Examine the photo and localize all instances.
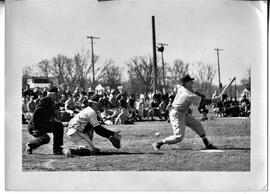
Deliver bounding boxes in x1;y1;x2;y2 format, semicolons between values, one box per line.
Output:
25;87;64;155
109;89;120;108
240;94;250;117
58;94;67;108
136;97;146;120
65;94;76;116
66;86;72;97
159;99;168;120
33;87;40;100
161;88;169;104
27;96;36;113
99;93;109;109
42;87;48;97
22;84;34;97
117;90;128;108
73;87;80;98
22;96;29;124
149;98;160;120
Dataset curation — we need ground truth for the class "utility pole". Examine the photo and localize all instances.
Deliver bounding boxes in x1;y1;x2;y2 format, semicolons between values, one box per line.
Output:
234;78;237;100
157;43;168;88
152;16;158;92
214;48;223;94
87;36;100;90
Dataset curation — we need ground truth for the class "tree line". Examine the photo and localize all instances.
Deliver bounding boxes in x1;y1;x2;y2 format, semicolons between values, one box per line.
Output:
23;49;251;98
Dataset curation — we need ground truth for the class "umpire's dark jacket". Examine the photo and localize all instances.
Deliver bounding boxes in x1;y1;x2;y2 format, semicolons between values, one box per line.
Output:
28;96;57;133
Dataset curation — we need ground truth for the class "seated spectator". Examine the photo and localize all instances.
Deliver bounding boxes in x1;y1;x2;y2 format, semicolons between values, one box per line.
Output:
198;104;209;121
136;97;146;120
196;94;209;121
115;107;134;125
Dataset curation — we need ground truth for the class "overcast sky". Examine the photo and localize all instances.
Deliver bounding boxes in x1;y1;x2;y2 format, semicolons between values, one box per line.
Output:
6;0;267;85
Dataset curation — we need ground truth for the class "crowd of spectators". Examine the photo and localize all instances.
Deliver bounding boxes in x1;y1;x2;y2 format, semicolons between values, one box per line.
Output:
200;93;251;121
22;84;251;125
22;85;177;125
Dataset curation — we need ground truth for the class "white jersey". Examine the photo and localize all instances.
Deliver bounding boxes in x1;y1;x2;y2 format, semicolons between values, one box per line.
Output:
68;106;100;132
172;85;201;113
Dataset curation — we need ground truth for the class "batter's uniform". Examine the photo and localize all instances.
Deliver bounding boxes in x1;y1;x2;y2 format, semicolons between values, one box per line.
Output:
67;106;100;149
162;85;205;144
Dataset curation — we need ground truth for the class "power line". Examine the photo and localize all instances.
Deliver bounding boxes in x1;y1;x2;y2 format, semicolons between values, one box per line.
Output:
214;48;224;94
87;36;100;90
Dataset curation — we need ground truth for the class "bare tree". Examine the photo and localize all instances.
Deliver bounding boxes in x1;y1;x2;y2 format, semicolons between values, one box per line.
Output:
240;67;251;90
167;59;190;87
37;59;51;77
99;60;122;90
126;56;158;96
194;62;216;98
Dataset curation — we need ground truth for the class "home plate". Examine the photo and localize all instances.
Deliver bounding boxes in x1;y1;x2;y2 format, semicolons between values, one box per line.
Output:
200;150;224;153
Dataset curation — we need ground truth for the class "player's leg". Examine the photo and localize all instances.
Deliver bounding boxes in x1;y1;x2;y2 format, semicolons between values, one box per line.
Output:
92;125;121;149
65;127;99;157
50;121;64;154
26;132;50;154
185;115;217;149
152;109;186;151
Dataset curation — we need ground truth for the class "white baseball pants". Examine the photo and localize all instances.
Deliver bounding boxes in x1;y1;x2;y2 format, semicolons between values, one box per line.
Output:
163;108;206;144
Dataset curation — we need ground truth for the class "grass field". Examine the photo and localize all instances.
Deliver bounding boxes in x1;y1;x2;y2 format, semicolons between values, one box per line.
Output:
22;117;250;171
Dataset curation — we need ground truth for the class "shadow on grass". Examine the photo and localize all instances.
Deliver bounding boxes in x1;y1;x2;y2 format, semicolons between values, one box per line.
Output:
27;151;164;157
166;147;250;151
95;151;164;156
218;147;250;151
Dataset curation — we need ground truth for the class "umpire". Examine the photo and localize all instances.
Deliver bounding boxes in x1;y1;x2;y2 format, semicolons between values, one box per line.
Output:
26;87;64;155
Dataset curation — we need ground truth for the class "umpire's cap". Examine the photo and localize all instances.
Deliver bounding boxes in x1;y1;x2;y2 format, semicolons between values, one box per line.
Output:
180;74;195;84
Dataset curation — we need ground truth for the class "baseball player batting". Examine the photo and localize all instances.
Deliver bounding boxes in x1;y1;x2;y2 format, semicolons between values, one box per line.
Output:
152;74;221;151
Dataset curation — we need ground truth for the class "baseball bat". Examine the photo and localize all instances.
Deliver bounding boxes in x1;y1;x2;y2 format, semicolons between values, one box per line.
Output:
218;77;236;98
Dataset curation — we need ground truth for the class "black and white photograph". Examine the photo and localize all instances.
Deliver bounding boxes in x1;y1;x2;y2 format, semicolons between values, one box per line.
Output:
4;0;267;191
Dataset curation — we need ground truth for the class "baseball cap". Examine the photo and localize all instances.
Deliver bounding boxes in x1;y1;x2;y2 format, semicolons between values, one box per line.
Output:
180;74;195;84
